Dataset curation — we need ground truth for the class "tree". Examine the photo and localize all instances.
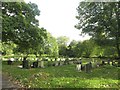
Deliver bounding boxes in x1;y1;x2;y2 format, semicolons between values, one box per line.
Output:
74;41;84;57
75;2;120;58
44;32;59;57
67;40;78;57
57;36;69;57
2;2;47;56
0;42;17;55
81;40;95;57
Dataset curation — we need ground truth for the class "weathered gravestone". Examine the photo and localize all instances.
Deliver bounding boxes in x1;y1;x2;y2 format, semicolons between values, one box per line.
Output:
7;58;15;65
85;62;92;73
57;61;60;66
22;57;29;69
89;62;92;72
81;65;85;71
107;59;110;65
33;60;39;68
7;59;12;65
96;62;100;67
76;64;82;72
101;60;105;66
7;60;12;65
40;60;45;68
54;61;58;66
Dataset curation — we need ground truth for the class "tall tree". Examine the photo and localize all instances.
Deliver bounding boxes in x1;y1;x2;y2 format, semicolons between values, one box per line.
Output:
44;32;59;57
82;40;95;57
57;36;69;57
75;2;120;58
67;40;78;57
2;2;47;56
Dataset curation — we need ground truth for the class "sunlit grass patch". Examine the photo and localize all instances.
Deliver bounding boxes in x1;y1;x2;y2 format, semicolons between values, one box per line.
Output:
2;61;120;88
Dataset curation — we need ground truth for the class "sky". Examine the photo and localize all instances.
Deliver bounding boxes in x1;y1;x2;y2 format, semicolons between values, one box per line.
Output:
25;0;91;42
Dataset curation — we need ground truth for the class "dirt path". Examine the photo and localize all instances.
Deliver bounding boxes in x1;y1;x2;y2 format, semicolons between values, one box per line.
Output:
1;73;21;89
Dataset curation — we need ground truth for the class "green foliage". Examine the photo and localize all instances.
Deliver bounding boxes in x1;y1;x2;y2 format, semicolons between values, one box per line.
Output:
67;40;78;57
57;36;69;57
57;36;69;46
0;42;17;55
44;32;59;57
75;2;120;58
81;40;95;57
2;2;47;55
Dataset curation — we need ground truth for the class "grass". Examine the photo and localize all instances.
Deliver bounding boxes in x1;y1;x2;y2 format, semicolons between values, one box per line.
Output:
2;61;120;88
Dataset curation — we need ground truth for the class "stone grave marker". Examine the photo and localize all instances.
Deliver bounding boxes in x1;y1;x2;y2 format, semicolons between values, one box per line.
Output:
85;63;88;73
89;62;92;72
81;64;85;71
107;59;110;65
33;61;39;68
55;61;58;66
40;60;45;68
22;58;29;69
7;60;12;65
76;64;82;72
101;60;105;66
84;63;92;73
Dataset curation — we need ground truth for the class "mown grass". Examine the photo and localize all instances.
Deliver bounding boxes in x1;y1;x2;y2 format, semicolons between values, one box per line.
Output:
2;61;120;88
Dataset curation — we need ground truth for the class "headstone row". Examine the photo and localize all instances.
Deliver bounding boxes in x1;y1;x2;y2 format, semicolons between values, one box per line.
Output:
76;62;92;73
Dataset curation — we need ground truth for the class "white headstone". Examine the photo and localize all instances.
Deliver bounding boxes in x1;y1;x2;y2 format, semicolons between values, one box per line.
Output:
76;64;82;72
40;61;44;68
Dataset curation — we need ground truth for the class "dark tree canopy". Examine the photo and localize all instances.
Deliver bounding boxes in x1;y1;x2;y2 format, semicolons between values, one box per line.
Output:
2;2;47;54
75;2;120;58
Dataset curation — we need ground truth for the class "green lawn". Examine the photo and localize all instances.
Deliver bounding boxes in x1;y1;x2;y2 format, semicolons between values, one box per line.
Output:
2;61;120;88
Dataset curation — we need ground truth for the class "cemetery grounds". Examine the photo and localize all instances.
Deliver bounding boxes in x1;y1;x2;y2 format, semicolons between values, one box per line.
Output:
1;57;120;89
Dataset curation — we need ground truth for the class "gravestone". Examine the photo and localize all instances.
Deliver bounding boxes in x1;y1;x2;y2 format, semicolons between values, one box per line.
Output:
96;62;100;67
101;60;105;66
85;63;89;73
76;64;82;72
107;59;110;65
40;61;44;68
22;57;29;69
81;65;85;71
58;61;61;66
55;61;58;66
33;61;38;68
89;62;92;72
7;59;12;65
